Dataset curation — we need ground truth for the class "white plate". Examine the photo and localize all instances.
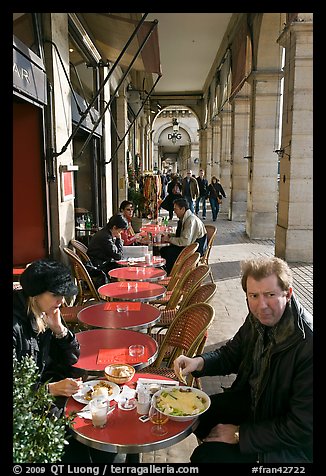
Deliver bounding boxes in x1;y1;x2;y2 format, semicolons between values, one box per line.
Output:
72;379;120;405
152;386;211;422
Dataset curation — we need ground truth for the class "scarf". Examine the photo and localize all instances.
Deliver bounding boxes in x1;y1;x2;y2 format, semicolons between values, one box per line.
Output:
248;304;296;411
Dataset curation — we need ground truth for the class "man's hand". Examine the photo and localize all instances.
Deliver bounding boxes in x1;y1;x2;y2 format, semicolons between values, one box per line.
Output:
203;423;240;444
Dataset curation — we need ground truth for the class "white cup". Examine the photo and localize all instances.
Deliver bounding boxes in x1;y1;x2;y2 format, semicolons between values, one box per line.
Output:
144;253;151;264
137;400;151;415
89;398;108;428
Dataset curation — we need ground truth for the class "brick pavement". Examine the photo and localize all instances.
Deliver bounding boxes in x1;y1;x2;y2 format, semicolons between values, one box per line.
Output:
140;213;313;463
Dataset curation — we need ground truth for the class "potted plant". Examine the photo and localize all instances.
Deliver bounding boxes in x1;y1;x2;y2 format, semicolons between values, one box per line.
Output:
13;351;75;463
128;187;147;232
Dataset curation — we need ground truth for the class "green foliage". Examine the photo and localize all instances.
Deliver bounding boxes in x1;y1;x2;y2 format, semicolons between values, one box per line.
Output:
13;351;75;463
128;187;146;217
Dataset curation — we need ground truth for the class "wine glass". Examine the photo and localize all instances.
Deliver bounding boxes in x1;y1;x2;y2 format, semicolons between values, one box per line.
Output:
148;404;169;436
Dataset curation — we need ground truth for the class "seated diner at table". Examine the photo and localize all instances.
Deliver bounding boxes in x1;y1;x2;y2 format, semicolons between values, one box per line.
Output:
119;200;142;245
87;213;128;275
160;198;207;274
13;259;115;462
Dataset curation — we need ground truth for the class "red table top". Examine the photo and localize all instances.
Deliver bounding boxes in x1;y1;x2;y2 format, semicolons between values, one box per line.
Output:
98;281;166;302
77;302;161;331
65;373;198;454
108;267;166;282
140;224;169;236
73;328;158;372
116;256;166;268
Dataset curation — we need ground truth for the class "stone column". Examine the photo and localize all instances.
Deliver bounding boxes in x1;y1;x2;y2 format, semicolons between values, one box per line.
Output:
116;93;128;206
230;92;250;221
275;18;313;261
219;108;232;218
211;118;221;179
246;70;281;238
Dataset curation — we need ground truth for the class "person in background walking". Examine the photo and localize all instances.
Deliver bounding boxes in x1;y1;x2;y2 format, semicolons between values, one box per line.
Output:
181;169;199;214
160;173;182;220
207;176;226;221
195;169;209;220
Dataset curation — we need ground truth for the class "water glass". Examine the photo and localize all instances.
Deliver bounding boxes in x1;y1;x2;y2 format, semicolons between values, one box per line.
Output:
89;398;109;428
129;344;145;359
116;303;128;312
127;282;138;292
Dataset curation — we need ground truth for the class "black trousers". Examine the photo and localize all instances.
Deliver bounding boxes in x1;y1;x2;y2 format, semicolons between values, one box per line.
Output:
191;389;257;463
160;245;184;274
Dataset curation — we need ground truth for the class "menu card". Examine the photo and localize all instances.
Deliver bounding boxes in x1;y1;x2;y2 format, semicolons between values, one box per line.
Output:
97;347;148;365
103;302;141;311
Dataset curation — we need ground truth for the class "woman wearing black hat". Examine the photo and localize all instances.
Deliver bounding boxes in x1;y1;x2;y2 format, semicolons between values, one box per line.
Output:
13;259;82;398
87;213;128;275
13;258;117;462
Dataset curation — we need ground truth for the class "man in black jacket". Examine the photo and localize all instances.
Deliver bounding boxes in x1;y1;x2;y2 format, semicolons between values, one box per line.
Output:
174;257;313;463
195;169;208;220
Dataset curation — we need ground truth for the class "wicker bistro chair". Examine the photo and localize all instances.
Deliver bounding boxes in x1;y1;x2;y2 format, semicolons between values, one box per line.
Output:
153;281;217;335
151;252;209;310
201;225;217;282
138;302;215;387
70;239;91;264
62;246;102;306
150;264;210;338
159;242;199;288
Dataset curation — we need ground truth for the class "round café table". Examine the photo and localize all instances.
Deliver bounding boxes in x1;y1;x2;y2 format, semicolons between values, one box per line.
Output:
65;372;199;462
108;266;166;282
77;302;161;332
98;281;166;302
73;328;158;373
116;256;166;268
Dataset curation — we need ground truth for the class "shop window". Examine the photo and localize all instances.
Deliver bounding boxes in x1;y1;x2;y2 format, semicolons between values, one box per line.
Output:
13;13;42;58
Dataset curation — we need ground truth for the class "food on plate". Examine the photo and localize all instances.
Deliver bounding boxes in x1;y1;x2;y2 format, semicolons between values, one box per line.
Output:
175;366;187;385
106;365;134;378
156;388;208;416
85;381;114;401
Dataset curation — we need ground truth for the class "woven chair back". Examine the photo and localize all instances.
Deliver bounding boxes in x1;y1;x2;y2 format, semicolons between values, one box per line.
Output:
62;247;101;305
70;239;91;264
166;262;209;310
153;302;215;367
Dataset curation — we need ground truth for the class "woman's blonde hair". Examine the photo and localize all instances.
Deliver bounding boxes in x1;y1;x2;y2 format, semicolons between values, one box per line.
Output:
27;296;47;334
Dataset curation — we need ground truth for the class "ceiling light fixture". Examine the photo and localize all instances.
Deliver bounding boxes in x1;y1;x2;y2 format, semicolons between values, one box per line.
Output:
168;118;181;144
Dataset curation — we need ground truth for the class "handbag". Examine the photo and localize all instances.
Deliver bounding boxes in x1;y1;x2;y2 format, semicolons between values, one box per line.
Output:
217;197;222;205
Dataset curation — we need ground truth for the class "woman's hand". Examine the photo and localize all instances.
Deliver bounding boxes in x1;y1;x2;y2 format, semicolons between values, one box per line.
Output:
48;378;82;397
43;308;66;335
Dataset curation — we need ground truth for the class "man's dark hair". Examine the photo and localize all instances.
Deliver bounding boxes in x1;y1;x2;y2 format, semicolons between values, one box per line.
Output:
106;213;128;230
119;200;133;212
173;198;189;210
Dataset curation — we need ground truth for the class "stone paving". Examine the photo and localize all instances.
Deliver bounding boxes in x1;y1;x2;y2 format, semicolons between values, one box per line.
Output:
140;212;313;463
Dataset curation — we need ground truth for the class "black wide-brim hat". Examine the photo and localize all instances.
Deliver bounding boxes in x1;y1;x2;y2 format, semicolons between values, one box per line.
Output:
20;259;78;297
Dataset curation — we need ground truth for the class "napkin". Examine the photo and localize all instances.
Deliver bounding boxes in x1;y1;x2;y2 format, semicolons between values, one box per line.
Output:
115;385;136;403
103;302;141;311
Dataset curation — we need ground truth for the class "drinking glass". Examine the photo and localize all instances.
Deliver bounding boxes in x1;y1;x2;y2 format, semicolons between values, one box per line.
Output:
148;404;169;436
89;397;109;428
128;344;145;359
127;282;138;291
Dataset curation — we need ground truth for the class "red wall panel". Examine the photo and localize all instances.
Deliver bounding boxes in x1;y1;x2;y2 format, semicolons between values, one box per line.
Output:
13;101;47;265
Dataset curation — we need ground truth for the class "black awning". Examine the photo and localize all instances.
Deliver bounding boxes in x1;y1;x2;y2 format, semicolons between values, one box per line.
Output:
80;13;161;75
